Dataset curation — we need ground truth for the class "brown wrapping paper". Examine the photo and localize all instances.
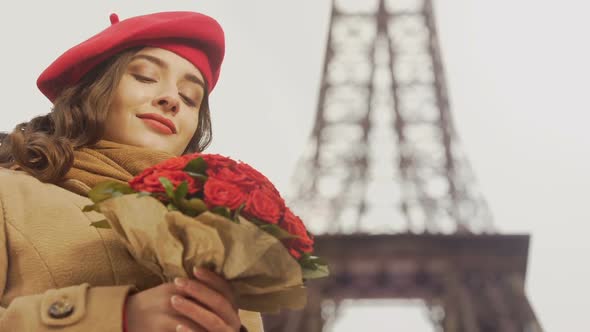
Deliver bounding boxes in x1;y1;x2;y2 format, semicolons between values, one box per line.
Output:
97;194;307;313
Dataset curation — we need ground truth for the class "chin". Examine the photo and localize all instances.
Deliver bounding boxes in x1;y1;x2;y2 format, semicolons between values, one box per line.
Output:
114;131;182;155
120;136;164;152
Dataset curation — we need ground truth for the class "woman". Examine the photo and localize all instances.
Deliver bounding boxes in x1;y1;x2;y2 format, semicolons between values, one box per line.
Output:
0;11;263;332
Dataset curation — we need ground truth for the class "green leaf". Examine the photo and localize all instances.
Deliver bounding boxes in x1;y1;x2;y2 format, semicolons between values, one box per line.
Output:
185;173;208;187
90;219;111;229
259;224;299;240
111;191;124;198
184;157;208;174
308;256;328;266
232;203;246;223
211;206;231;219
159;177;175;199
186;198;208;211
87;181;134;203
175;181;189;202
298;253;329;270
299;253;324;263
302;264;330;280
194;174;208;183
299;252;312;260
299;256;317;270
247;217;266;226
178;198;208;217
166;203;179;211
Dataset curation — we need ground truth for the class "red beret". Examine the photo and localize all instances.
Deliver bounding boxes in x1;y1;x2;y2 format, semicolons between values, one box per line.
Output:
37;11;225;102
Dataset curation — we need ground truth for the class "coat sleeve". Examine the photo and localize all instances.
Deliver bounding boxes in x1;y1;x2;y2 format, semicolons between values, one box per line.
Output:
0;193;134;332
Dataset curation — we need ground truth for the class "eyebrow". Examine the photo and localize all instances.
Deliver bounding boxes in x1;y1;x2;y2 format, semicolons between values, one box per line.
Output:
130;54;206;88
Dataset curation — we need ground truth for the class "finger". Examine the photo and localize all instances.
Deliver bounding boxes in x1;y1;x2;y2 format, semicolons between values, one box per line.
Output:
174;317;207;332
193;267;237;308
162;315;207;332
170;295;233;332
173;278;241;329
175;325;206;332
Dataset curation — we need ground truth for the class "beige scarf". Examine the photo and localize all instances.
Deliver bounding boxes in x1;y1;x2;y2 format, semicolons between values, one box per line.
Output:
59;140;175;196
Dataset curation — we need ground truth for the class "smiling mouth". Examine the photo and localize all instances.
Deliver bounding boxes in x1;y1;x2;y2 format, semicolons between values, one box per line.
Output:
136;113;177;135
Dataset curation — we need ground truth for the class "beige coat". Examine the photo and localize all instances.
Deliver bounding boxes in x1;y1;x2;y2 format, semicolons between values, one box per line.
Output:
0;168;263;331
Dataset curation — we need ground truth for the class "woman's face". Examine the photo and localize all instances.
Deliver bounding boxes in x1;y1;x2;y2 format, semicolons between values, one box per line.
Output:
103;47;206;155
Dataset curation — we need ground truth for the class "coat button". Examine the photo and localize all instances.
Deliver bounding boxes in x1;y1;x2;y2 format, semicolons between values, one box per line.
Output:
48;299;74;319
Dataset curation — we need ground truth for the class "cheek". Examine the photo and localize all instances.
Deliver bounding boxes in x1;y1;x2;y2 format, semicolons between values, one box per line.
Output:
112;77;152;111
105;80;149;133
180;114;200;140
105;96;123;126
106;95;132;130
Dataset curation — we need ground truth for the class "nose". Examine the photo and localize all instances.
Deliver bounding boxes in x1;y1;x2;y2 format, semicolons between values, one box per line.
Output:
153;95;180;114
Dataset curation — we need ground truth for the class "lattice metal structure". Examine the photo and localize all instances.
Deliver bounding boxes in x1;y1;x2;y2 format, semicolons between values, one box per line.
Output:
263;0;543;331
288;0;494;236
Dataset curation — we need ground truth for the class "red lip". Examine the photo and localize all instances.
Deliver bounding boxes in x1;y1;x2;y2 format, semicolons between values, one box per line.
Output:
136;113;177;134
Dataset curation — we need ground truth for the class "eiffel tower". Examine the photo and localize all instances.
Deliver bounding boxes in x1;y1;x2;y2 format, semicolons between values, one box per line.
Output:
263;0;543;331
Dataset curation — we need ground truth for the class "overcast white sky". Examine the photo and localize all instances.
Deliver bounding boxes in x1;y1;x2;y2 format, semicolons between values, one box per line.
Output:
1;1;587;330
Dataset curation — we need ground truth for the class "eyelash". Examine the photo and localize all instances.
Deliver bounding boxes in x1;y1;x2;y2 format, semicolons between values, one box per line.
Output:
133;74;155;83
132;74;197;108
181;95;197;107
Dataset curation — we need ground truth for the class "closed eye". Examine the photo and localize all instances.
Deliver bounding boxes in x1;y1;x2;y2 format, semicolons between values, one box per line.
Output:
180;94;197;107
132;74;156;83
132;73;197;107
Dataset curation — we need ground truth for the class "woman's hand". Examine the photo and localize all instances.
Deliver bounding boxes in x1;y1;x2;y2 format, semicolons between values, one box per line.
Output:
172;267;241;332
125;267;241;332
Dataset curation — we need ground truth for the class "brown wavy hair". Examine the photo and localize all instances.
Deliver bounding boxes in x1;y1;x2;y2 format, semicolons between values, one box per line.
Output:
0;47;212;183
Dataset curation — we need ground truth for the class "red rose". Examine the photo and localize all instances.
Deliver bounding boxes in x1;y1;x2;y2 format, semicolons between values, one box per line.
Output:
182;152;201;160
131;155;197;187
235;162;271;184
153;154;195;170
207;166;257;190
203;178;247;210
280;208;314;255
201;154;237;170
261;186;286;212
243;188;284;224
288;248;302;260
129;170;201;195
235;162;281;195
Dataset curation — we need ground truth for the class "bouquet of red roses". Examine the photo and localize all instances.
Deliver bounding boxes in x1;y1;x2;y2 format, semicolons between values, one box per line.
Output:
84;153;328;313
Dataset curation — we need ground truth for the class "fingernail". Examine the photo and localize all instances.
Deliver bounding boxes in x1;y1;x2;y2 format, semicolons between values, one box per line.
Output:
193;266;202;277
171;295;183;306
174;277;187;287
176;324;193;332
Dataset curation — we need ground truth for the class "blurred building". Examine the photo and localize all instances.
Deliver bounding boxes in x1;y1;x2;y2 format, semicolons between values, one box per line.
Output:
263;0;542;331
